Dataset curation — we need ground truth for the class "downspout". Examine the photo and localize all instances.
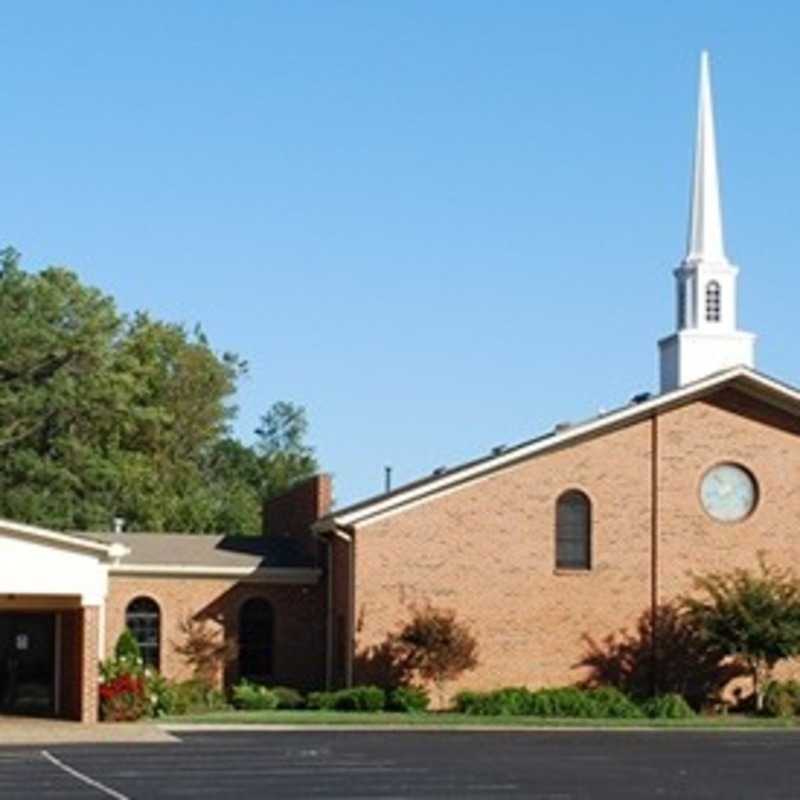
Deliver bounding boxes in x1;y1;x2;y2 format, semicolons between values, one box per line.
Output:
324;537;333;690
347;529;355;688
650;413;660;696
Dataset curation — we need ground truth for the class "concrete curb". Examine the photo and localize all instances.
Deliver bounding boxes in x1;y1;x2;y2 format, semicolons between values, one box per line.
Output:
160;723;800;734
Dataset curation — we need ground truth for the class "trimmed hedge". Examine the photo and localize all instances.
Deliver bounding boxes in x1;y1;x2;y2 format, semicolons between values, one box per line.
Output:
387;686;430;712
640;693;695;719
307;685;386;712
272;686;306;710
763;680;800;718
453;687;644;718
232;680;280;711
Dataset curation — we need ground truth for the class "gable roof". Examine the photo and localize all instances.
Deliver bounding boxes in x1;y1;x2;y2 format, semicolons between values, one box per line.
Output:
315;366;800;532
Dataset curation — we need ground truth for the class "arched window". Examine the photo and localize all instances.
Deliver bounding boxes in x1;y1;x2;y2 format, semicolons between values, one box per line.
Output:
125;597;161;669
705;281;721;322
238;598;274;681
555;490;592;570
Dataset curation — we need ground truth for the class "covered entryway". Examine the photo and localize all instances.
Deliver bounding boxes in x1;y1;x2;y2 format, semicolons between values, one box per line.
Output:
0;519;128;722
0;612;55;716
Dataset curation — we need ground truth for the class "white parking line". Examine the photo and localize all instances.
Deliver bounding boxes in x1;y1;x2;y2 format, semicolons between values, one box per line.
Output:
41;750;131;800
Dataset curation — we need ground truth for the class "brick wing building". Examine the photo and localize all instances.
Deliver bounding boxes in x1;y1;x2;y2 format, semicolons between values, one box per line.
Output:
1;53;798;720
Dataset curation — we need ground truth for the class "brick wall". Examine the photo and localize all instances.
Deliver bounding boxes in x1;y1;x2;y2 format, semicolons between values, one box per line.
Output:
352;416;654;696
105;576;326;691
351;388;800;699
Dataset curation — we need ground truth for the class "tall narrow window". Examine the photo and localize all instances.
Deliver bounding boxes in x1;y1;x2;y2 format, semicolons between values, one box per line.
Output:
555;490;591;570
238;598;274;681
125;597;161;669
705;281;721;322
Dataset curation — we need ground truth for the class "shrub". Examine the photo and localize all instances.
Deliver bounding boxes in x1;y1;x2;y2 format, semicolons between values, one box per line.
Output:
164;679;228;715
332;685;386;711
640;693;696;719
232;680;280;711
306;691;337;710
114;628;143;665
173;617;231;686
683;557;800;711
306;685;386;712
387;686;430;713
100;673;148;721
99;630;148;721
271;686;305;709
143;669;176;717
453;686;643;718
393;605;478;702
763;680;800;718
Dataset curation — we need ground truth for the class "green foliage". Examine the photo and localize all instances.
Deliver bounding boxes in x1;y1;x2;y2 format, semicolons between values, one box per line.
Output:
231;679;280;710
640;693;696;719
392;604;478;699
452;686;644;718
271;686;306;709
763;680;800;718
143;670;176;717
683;557;800;710
160;679;228;716
255;401;318;501
114;628;142;665
387;686;430;712
306;686;387;712
306;691;337;710
0;249;318;533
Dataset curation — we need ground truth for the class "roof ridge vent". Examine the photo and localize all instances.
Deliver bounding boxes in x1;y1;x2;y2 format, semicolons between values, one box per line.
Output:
554;421;573;433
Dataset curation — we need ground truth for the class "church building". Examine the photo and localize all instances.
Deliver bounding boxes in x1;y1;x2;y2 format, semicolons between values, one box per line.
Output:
2;52;799;721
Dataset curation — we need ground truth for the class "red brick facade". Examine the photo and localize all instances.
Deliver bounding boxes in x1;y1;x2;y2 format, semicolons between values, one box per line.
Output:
104;576;326;691
346;386;800;698
8;381;800;722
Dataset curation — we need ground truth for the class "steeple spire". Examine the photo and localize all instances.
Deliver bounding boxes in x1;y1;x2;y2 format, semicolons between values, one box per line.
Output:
686;51;726;263
658;52;756;392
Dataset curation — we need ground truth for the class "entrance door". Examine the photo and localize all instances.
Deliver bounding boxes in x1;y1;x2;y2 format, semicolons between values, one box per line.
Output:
0;613;55;716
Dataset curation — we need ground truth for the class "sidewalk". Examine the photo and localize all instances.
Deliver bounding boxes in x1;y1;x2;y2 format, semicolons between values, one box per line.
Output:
0;715;177;745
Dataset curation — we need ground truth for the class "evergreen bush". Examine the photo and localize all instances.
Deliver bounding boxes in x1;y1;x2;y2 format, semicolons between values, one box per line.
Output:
640;693;696;719
232;680;280;710
272;686;305;709
453;686;643;718
763;680;800;718
306;685;387;711
387;686;430;712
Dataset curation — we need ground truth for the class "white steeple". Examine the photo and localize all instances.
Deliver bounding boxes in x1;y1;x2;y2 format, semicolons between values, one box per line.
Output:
687;51;726;263
658;52;755;392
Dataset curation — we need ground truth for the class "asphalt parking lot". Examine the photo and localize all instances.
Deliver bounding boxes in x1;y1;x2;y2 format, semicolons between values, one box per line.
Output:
1;730;799;799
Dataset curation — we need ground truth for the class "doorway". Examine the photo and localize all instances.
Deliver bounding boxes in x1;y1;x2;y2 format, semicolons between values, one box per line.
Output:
0;613;55;717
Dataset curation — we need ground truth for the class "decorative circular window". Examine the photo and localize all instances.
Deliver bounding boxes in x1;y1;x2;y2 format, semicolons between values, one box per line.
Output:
699;463;758;523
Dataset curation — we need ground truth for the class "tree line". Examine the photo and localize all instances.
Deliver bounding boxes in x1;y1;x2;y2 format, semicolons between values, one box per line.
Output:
0;247;317;534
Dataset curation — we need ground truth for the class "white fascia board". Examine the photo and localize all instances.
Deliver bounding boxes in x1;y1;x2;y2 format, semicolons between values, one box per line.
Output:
109;564;322;584
328;367;800;530
0;518;120;558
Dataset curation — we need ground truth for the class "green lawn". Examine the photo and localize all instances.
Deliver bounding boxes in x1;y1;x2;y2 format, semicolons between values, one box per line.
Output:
159;709;800;729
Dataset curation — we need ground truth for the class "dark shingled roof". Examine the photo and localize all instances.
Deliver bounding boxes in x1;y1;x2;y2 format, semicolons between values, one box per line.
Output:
82;532;318;569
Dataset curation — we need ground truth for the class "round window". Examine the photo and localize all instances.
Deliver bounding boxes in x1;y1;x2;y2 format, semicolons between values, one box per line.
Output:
699;463;758;522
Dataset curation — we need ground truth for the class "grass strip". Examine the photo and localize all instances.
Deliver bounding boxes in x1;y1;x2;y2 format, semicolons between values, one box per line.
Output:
159;710;800;729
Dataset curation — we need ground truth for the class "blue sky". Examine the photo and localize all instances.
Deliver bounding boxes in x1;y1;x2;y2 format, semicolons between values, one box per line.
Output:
2;2;799;506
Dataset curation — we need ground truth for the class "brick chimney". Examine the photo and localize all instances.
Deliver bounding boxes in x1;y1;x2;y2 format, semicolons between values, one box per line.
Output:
262;473;333;537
